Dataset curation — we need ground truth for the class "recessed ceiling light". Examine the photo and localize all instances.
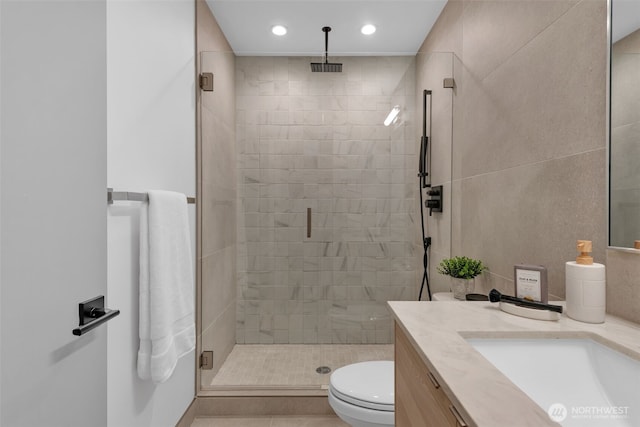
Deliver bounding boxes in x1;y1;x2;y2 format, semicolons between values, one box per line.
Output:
361;24;376;35
272;25;287;36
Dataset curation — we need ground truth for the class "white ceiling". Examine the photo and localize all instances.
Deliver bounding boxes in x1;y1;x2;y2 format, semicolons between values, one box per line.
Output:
612;0;640;43
205;0;448;56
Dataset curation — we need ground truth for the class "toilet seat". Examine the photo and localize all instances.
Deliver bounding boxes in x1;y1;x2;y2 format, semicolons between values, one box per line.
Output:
329;361;394;411
328;389;395;426
331;388;394;411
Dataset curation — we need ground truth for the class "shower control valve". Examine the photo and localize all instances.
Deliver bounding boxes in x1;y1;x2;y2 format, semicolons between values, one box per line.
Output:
426;199;440;208
425;185;443;216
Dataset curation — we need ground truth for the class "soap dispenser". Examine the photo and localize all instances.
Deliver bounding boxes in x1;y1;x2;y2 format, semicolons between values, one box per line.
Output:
565;240;606;323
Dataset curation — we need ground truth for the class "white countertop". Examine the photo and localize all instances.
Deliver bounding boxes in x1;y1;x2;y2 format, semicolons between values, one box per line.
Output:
388;301;640;427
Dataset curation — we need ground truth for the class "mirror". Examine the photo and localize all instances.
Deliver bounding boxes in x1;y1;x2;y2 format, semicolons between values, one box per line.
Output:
609;0;640;248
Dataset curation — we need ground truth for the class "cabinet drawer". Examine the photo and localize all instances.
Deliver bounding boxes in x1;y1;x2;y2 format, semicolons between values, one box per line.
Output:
395;323;467;427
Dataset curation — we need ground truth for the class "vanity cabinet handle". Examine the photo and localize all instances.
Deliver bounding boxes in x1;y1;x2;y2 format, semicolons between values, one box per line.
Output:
427;371;440;389
448;405;468;427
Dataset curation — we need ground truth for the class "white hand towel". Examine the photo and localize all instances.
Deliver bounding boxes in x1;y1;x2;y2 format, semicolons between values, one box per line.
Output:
137;190;195;384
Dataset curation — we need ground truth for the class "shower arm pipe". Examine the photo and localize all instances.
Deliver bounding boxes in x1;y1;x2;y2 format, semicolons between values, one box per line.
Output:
323;26;330;64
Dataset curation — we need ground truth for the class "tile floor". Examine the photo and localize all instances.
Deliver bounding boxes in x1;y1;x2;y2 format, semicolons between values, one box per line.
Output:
191;416;348;427
209;344;394;388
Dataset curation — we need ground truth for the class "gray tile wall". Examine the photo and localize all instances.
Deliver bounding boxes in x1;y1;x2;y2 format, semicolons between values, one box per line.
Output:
236;57;417;344
419;0;608;299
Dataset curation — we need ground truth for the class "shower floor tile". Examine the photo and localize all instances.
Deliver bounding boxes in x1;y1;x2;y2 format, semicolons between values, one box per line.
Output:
209;344;393;388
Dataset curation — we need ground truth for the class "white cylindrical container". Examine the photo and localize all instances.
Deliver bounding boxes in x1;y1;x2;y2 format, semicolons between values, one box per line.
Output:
565;261;606;323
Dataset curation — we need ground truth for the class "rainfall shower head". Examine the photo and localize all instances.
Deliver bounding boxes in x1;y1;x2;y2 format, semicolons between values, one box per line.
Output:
310;27;342;72
311;62;342;73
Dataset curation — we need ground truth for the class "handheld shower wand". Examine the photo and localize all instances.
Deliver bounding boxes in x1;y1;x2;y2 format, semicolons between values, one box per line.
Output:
489;289;563;313
418;90;432;301
418;90;431;189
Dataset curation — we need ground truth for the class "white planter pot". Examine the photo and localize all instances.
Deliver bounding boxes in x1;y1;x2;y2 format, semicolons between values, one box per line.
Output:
450;277;475;300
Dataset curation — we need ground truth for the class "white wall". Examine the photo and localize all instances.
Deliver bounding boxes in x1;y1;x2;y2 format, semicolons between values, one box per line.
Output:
106;1;196;426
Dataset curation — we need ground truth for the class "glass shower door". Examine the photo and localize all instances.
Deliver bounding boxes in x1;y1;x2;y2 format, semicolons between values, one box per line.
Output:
234;56;418;349
199;53;456;393
197;50;238;391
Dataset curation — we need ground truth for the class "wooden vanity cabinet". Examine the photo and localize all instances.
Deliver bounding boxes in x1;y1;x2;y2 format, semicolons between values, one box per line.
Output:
395;323;468;427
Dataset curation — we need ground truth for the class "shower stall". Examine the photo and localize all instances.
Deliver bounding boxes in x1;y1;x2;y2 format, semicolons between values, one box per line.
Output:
197;51;457;395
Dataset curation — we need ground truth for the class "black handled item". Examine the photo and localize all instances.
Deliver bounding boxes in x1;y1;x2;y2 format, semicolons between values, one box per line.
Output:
418;90;432;189
489;289;563;313
72;295;120;336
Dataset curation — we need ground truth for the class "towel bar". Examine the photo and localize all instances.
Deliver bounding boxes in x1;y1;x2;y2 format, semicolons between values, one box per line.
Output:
107;188;196;204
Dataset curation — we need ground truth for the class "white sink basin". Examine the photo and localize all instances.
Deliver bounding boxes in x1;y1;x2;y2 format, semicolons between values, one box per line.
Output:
466;338;640;426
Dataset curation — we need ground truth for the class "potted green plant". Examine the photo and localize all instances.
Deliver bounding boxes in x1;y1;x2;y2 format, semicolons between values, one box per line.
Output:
437;256;486;300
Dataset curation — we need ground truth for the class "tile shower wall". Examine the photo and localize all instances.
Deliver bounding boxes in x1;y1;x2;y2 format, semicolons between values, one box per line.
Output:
236;57;417;344
419;0;608;298
414;52;458;295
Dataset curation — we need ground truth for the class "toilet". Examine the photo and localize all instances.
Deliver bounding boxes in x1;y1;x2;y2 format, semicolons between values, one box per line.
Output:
328;360;395;427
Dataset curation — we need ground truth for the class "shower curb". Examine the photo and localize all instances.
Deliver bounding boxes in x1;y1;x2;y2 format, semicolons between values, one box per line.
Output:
191;395;336;417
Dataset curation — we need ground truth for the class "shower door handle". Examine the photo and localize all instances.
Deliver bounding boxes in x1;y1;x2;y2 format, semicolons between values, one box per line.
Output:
307;208;311;238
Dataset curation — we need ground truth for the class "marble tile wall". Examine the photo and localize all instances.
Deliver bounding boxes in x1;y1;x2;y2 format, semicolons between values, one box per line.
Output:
236;56;417;344
418;0;608;299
